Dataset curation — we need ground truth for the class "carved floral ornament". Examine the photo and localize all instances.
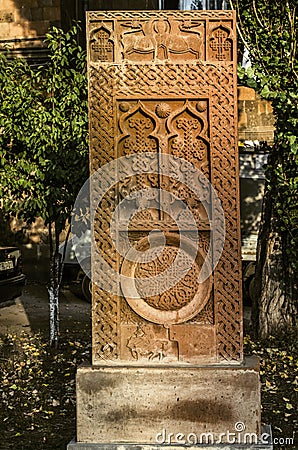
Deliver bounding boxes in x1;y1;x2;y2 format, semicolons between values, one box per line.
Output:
155;103;171;118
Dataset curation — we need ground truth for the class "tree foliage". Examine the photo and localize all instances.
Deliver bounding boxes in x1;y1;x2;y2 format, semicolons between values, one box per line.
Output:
0;25;89;346
0;25;88;231
231;0;298;336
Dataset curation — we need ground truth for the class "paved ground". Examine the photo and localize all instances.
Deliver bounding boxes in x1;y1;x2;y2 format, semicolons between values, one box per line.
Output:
0;283;91;337
0;244;91;337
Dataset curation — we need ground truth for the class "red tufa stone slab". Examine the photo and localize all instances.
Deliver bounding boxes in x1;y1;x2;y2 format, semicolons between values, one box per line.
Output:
87;10;242;365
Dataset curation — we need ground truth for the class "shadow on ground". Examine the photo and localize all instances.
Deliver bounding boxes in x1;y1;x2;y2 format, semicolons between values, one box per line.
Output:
0;242;91;339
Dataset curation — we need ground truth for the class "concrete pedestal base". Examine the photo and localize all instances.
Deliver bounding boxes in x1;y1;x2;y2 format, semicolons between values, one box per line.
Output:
68;426;273;449
73;357;265;447
67;444;273;450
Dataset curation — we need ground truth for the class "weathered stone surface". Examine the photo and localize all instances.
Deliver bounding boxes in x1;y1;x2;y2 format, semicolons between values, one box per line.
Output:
87;9;243;366
76;358;261;444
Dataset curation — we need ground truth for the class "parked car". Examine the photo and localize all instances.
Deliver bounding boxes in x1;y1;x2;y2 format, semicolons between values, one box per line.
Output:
59;231;91;303
0;246;26;302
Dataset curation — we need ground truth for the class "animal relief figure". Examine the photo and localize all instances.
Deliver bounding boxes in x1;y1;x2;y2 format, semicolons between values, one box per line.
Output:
120;19;203;61
127;324;169;361
121;20;156;59
165;19;203;59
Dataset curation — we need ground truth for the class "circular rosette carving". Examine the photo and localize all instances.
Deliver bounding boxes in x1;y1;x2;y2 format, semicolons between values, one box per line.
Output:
155;102;171;118
119;102;130;112
120;233;212;326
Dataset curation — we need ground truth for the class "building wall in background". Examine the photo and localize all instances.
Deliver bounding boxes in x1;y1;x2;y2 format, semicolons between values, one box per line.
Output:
0;0;61;62
238;86;275;146
0;0;178;60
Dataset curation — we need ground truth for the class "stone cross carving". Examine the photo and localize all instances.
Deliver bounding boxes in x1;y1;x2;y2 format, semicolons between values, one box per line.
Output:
87;10;242;365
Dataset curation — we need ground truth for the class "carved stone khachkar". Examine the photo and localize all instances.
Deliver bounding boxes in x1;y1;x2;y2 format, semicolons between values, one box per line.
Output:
89;10;241;365
69;10;267;450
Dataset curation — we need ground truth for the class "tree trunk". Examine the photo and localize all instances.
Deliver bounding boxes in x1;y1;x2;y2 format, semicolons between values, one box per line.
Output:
49;251;61;348
48;222;64;348
252;175;297;339
48;221;71;348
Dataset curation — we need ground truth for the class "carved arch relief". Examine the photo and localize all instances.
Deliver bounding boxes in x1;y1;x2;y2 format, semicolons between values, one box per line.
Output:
116;99;211;227
116;102;160;222
117;101;158;156
167;100;209;165
116;99;209;162
116;98;212;330
90;24;114;62
165;101;210;224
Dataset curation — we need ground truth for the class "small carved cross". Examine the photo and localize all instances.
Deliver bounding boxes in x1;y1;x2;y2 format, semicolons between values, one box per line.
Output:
92;30;113;61
210;29;231;61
